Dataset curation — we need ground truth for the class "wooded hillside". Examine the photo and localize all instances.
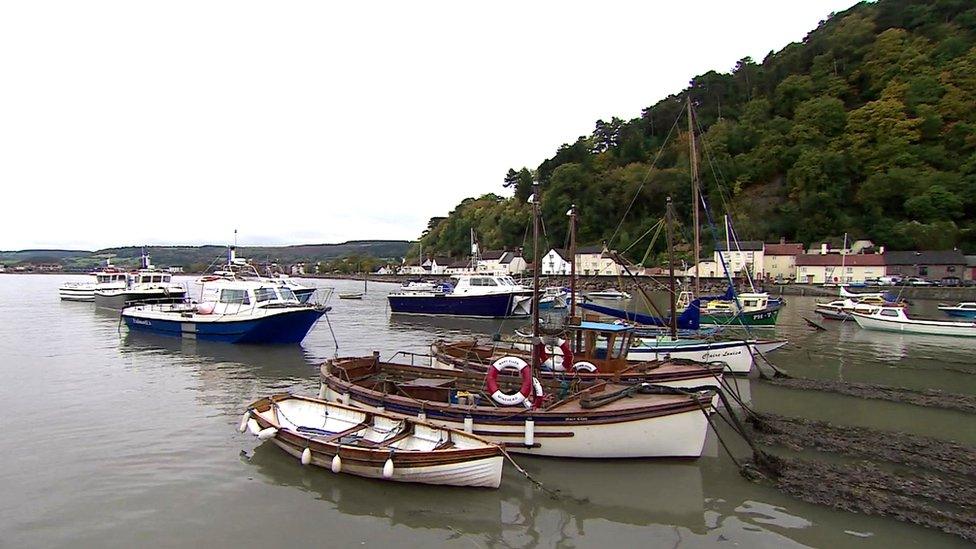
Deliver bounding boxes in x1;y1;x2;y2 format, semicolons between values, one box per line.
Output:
418;0;976;262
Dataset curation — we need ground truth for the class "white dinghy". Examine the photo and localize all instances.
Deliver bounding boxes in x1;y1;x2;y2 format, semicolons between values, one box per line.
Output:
242;394;505;488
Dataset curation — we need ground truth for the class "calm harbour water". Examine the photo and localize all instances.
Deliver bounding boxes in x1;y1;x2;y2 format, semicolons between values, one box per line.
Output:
1;275;973;548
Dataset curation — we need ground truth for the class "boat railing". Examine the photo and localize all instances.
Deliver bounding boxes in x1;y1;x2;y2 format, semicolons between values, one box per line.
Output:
387;350;434;367
306;287;335;308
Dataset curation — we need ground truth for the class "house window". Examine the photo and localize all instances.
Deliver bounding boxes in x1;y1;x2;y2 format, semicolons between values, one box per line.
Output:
947;265;956;273
919;266;928;276
846;267;853;273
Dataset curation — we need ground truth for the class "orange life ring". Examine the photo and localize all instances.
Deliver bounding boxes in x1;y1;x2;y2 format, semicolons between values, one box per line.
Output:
486;356;536;407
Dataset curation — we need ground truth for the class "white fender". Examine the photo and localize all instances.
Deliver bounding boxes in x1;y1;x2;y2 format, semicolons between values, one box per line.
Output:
301;447;312;465
238;411;250;433
257;427;278;441
463;416;473;433
331;454;342;473
247;419;261;436
524;418;535;446
382;458;394;479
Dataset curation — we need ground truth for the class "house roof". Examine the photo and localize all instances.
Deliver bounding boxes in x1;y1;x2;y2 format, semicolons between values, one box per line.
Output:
715;241;764;252
576;245;605;255
548;248;571;261
764;242;804;256
499;252;518;264
883;250;967;266
431;256;452;265
795;254;885;266
480;250;507;260
966;255;976;267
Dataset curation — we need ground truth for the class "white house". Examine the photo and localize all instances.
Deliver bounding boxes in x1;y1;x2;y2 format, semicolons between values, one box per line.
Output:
500;252;527;275
685;259;719;278
444;259;473;275
477;251;508;274
714;241;764;278
541;249;571;275
576;245;630;275
374;265;394;275
795;253;886;284
763;241;804;282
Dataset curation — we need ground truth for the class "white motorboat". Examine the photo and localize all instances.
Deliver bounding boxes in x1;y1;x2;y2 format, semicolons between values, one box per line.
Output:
586;288;631;300
94;251;186;309
58;261;127;302
937;302;976;319
852;307;976;337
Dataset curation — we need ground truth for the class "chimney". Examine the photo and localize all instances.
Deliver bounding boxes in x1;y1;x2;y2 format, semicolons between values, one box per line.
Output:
879;245;885;254
820;243;828;255
780;237;785;244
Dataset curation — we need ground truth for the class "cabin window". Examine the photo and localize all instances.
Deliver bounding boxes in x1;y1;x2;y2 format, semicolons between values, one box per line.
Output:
279;288;298;301
162;275;171;283
483;278;497;286
880;309;899;317
609;334;626;359
153;275;163;283
219;289;250;304
254;288;278;302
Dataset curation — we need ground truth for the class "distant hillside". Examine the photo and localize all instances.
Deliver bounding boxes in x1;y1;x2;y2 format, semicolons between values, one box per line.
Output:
0;240;413;270
418;0;976;262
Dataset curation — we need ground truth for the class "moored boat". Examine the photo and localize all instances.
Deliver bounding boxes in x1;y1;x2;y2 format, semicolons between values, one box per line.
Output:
94;251;186;309
319;355;714;458
585;288;631;300
852;307;976;337
242;393;504;488
937;302;976;319
58;261;127;302
699;292;782;327
432;320;726;392
122;279;327;344
338;292;364;300
387;274;533;318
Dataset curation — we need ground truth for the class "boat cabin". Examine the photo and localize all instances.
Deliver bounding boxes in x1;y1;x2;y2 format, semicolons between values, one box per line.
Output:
450;274;523;295
95;272;127;284
132;271;174;286
199;281;301;314
563;321;635;373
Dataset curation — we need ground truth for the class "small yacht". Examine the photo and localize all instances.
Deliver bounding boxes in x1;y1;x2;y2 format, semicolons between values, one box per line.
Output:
58;261;128;302
122;278;328;344
94;252;186;309
538;286;570;310
387;274;533;317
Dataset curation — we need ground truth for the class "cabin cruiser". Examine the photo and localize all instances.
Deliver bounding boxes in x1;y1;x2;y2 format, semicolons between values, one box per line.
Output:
815;295;900;320
122;278;328;344
58;261;127;302
387;274;533;318
585;288;631;300
94;252;186;309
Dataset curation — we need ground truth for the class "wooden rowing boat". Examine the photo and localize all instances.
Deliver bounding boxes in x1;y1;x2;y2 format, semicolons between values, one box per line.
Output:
242;393;504;488
319;354;714;459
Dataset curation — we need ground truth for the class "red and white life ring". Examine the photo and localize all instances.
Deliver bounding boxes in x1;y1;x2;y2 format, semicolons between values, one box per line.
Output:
486;356;542;407
538;339;575;372
572;361;598;373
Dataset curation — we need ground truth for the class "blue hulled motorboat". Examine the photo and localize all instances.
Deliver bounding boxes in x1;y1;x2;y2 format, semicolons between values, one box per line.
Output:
387;274;533;318
122;279;328;344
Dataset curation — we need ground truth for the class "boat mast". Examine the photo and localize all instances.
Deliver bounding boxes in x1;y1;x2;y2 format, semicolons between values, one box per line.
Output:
666;197;678;339
568;203;577;321
531;183;542;368
688;97;700;298
840;232;847;284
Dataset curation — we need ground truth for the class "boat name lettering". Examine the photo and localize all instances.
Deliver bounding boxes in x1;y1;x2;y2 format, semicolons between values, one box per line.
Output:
131;319;152;326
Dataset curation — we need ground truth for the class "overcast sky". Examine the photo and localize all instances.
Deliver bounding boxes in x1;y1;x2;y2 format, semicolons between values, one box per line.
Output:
0;0;859;251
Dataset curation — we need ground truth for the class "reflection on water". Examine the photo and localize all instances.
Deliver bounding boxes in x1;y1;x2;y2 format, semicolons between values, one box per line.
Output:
0;275;971;548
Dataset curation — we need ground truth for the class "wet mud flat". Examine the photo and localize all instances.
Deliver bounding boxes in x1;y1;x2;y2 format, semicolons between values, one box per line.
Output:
763;376;976;414
746;413;976;542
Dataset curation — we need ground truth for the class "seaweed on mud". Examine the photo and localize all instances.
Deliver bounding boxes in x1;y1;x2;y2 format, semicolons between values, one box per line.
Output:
747;413;976;478
763;377;976;414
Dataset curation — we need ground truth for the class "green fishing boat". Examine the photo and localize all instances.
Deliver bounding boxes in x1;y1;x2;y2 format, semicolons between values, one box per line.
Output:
699;293;782;327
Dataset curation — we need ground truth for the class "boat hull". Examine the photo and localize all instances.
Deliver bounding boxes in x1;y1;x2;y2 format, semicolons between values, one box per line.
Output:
270;438;503;488
59;287;95;302
95;289;187;309
323;385;707;458
388;293;522;318
939;308;976;319
123;308;325;344
701;306;781;327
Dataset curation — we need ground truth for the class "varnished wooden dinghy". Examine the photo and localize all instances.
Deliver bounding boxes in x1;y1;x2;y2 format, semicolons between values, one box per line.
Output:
241;394;504;488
